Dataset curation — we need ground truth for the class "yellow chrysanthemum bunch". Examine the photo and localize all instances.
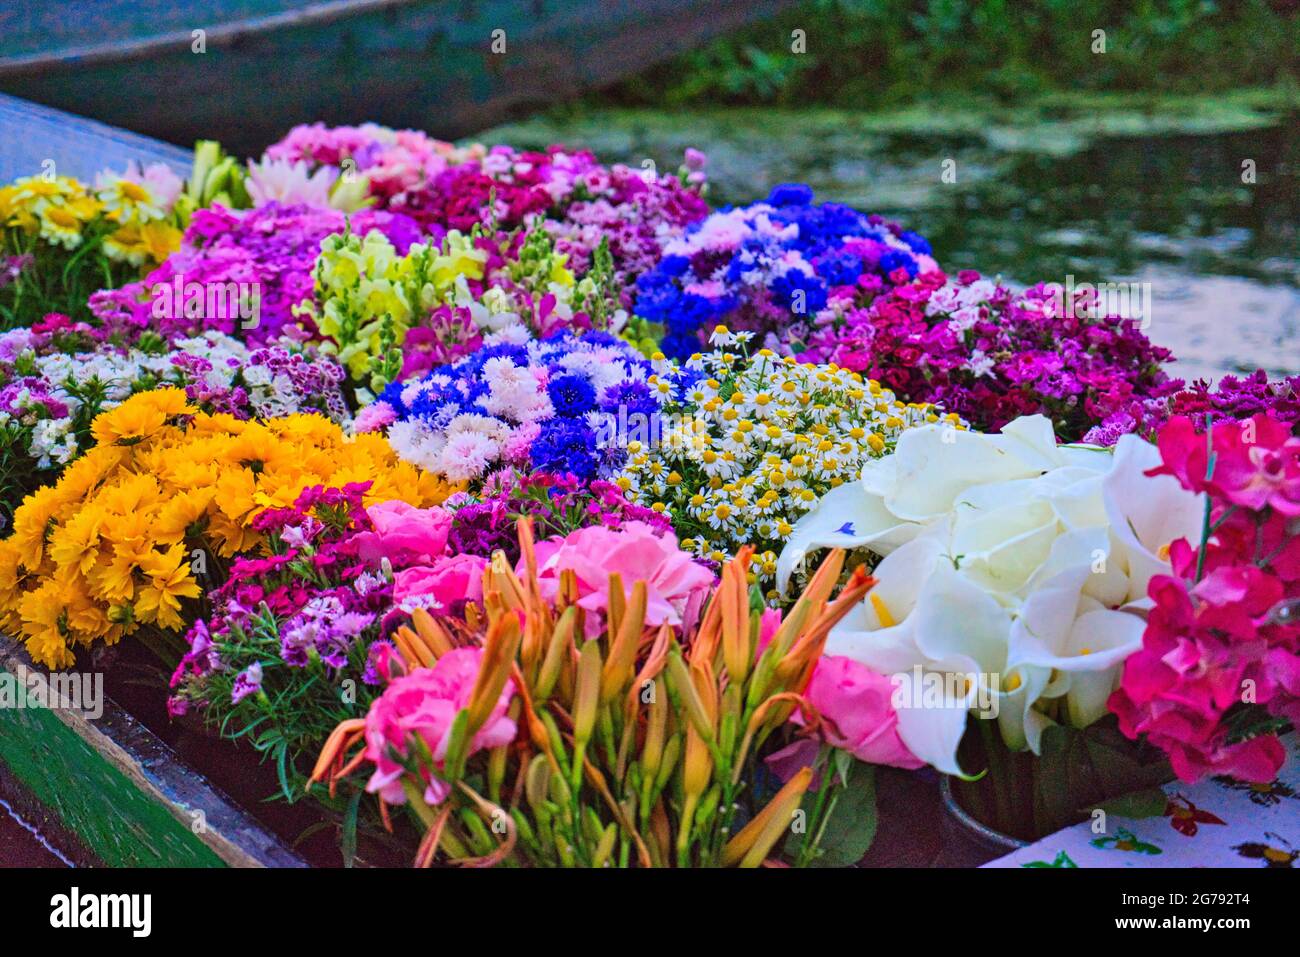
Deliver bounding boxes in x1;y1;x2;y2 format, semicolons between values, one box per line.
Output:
0;388;456;669
614;333;966;597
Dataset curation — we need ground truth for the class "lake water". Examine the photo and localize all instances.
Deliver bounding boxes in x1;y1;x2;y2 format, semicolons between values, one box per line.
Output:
486;101;1299;384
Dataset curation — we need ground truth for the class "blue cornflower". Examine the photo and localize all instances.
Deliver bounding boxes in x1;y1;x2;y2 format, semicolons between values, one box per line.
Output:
547;373;597;416
879;249;919;278
767;183;815;207
530;418;600;480
770;269;828;316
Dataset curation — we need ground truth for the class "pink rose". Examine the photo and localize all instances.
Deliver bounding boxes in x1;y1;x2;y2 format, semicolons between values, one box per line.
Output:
522;521;714;636
363;647;516;806
354;500;451;567
768;655;922;778
393;554;489;609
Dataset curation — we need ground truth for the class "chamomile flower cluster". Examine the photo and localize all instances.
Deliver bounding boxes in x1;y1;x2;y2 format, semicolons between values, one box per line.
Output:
371;331;662;483
0;388;456;669
614;327;964;597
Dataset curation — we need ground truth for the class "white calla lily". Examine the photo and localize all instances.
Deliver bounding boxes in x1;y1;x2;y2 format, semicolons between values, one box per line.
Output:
780;414;1196;774
1102;433;1205;605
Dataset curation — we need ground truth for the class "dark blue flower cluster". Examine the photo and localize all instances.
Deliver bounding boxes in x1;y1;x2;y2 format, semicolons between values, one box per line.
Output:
380;331;670;481
633;183;936;359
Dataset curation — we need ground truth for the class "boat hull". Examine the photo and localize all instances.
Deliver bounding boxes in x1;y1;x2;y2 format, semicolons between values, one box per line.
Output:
0;0;793;156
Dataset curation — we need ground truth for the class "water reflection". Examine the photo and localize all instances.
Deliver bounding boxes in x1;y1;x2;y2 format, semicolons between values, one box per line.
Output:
484;106;1299;382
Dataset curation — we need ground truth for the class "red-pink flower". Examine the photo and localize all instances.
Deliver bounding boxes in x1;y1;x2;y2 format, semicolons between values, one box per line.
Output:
363;647;516;805
523;521;714;636
1110;414;1300;783
1150;414;1300;515
353;500;451;567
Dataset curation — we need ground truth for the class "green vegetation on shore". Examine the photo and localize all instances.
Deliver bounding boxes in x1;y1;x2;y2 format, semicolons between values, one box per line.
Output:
600;0;1299;108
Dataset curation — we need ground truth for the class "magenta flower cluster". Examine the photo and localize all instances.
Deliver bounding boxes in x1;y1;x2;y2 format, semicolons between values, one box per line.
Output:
801;269;1180;442
1110;414;1300;782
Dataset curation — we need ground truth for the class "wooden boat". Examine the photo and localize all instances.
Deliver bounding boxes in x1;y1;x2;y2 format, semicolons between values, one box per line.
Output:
0;0;793;157
0;634;305;867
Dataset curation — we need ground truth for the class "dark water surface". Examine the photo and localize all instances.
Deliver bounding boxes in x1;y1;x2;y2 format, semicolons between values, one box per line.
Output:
487;100;1300;383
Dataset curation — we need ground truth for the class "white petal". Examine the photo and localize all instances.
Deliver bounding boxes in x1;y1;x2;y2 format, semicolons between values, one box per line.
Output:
775;481;919;593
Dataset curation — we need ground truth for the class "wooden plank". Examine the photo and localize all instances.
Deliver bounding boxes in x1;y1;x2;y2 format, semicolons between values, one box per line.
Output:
0;93;192;184
0;635;305;868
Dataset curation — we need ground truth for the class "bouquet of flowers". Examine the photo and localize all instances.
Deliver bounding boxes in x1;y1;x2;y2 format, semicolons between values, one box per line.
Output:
90;202;423;348
0;389;454;669
299;223;621;393
776;413;1214;836
0;316;350;525
0;166;184;328
801;269;1181;442
1111;414;1300;782
615;329;958;597
311;520;921;867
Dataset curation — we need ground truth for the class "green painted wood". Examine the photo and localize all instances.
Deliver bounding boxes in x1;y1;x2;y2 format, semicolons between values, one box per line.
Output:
0;0;795;156
0;671;226;867
0;637;307;867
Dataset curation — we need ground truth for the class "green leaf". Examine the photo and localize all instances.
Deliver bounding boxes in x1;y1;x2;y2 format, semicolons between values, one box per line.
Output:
340;790;361;868
1083;786;1168;820
793;760;878;868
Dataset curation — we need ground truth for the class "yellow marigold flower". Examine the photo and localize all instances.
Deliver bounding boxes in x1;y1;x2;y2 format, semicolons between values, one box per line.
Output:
18;580;78;670
91;388;193;447
134;545;201;630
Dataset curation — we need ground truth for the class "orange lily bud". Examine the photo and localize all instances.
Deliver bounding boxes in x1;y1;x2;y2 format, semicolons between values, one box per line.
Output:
640;676;668;779
572;639;603;748
307;718;365;789
391;625;430;671
606;571;626;638
720;559;752;685
535;605;577;701
601;579;646;704
722;766;813;867
464;614;522;738
411;606;454;658
666;651;713;740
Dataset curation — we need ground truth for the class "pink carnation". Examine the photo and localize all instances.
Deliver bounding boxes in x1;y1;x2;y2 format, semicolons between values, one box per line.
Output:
353;500;450;567
353;400;397;433
523;521;714;636
393;554;489;609
363;647;517;805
